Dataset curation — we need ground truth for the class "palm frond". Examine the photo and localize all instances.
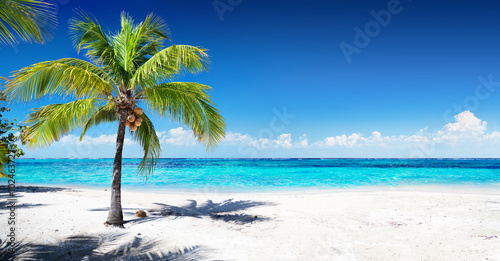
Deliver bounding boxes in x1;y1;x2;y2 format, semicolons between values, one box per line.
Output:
23;98;102;148
5;58;115;102
111;12;171;86
130;113;161;176
0;0;57;46
113;12;137;75
69;10;119;74
80;99;118;140
141;82;225;150
131;45;209;88
129;13;170;69
136;12;170;43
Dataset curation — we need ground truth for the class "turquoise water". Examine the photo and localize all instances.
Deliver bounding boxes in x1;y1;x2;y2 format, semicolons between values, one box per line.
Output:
9;158;500;192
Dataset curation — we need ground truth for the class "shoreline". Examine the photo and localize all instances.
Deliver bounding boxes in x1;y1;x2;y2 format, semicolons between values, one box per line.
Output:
9;182;500;196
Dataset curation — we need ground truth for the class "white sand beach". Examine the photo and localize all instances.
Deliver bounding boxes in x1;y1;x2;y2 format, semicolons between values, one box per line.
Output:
1;185;500;260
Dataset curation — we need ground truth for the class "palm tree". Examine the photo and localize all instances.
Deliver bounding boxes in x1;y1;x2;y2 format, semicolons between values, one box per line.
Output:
0;0;56;46
5;11;225;227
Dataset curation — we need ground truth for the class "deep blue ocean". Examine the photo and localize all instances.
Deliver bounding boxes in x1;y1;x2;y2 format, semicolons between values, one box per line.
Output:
9;158;500;192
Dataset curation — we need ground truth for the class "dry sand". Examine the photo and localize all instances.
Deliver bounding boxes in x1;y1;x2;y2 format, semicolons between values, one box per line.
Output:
1;185;499;260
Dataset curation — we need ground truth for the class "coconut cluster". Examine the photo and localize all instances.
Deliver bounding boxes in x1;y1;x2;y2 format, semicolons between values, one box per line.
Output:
125;107;144;132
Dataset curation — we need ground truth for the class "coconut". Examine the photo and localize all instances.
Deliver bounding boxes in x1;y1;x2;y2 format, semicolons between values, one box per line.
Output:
125;121;131;127
133;107;143;115
127;115;135;122
130;125;137;132
135;210;147;218
134;118;143;126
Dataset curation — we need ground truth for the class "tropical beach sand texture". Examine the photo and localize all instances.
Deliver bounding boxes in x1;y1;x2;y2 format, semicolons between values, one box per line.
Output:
1;186;500;260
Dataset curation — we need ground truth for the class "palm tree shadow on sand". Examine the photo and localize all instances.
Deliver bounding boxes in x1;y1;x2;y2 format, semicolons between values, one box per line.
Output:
141;199;275;225
0;232;210;261
0;185;68;193
0;185;69;209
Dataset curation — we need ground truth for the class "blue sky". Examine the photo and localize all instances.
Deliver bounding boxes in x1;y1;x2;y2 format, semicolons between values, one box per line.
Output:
3;0;500;158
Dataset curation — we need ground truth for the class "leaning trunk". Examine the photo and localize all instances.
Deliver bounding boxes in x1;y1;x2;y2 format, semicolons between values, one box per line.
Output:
106;108;128;227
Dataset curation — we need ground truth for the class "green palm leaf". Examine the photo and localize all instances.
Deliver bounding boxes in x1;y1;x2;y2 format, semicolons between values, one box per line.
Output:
69;10;121;78
132;13;170;64
131;45;209;88
80;99;118;140
134;12;170;43
141;82;225;150
111;12;171;86
130;113;161;176
0;0;57;46
5;58;116;102
23;98;102;148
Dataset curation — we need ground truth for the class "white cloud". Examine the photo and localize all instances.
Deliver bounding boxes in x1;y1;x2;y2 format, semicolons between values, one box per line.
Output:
443;111;486;134
295;134;309;148
434;111;487;143
224;132;253;144
57;134;134;145
485;131;500;141
314;131;394;148
223;132;294;149
368;131;382;141
91;134;117;144
319;133;363;147
274;133;292;149
160;127;197;146
156;131;167;138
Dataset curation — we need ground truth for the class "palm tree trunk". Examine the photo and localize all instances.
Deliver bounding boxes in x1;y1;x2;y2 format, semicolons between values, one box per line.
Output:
105;108;128;227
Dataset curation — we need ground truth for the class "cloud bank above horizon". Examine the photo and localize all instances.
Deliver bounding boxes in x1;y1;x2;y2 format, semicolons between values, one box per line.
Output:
26;111;500;158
